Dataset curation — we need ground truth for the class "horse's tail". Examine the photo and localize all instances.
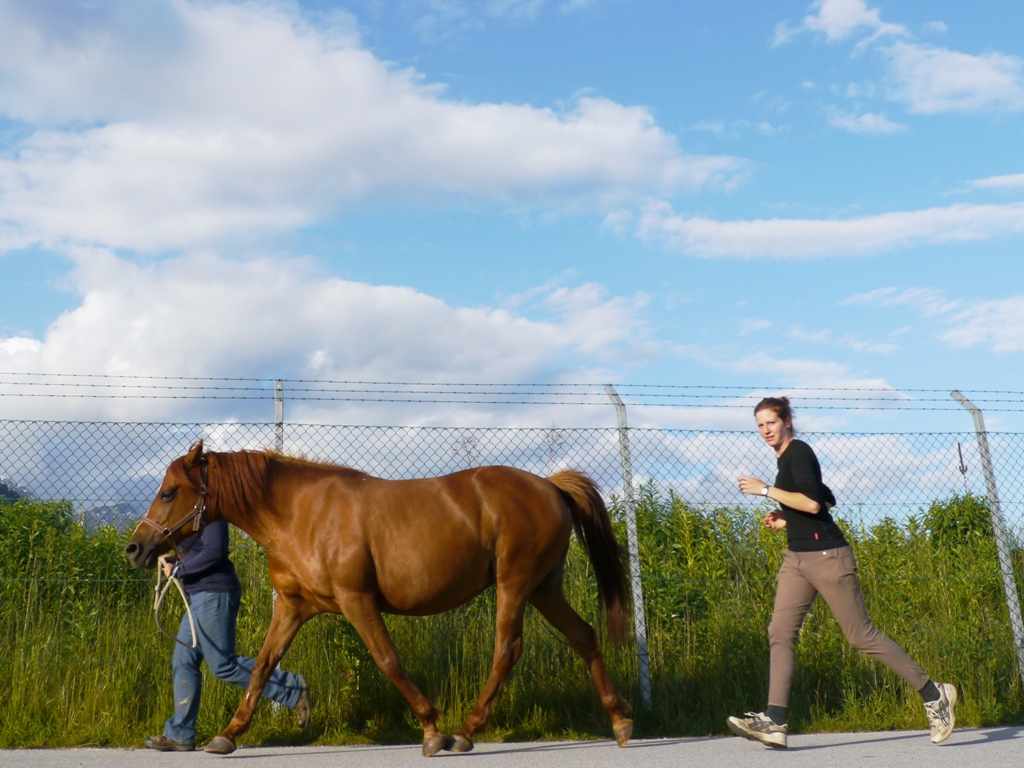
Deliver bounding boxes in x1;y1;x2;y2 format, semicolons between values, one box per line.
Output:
548;470;630;645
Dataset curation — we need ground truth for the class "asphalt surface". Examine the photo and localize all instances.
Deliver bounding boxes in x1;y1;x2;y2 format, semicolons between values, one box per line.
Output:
3;729;1021;768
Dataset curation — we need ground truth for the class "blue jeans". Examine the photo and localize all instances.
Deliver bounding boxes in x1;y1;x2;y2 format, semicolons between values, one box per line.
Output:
163;589;303;744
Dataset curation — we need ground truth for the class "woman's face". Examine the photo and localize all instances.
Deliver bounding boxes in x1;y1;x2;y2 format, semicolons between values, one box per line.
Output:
755;408;792;450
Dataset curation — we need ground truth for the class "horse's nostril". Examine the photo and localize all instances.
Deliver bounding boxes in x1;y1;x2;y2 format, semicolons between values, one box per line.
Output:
125;543;139;559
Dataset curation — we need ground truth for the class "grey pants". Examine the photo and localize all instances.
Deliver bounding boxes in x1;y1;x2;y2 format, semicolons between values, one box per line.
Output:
768;546;929;708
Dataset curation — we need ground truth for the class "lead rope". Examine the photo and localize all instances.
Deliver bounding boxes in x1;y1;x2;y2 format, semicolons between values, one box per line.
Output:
154;565;199;650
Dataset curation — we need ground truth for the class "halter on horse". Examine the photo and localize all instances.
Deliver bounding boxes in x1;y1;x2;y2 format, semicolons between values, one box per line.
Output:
132;446;208;649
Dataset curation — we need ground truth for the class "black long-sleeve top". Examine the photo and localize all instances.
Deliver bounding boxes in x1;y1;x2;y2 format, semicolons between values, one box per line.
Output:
176;520;241;595
775;439;847;552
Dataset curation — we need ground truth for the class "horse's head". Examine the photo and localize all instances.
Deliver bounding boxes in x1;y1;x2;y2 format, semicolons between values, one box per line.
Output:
124;440;209;569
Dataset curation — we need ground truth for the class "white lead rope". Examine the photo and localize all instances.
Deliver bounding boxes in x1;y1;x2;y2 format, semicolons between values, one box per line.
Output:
154;567;199;650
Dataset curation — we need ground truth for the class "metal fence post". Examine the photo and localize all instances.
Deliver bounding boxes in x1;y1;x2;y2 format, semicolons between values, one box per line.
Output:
274;380;284;453
604;384;652;707
270;378;285;697
951;390;1024;689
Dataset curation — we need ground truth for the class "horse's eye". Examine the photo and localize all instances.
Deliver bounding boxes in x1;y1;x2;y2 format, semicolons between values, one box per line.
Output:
160;489;176;502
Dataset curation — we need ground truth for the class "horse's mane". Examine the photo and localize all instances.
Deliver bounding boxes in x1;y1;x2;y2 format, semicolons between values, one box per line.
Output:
202;450;365;526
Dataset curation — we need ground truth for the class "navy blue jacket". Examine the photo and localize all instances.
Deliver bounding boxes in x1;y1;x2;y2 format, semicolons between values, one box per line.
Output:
175;520;241;595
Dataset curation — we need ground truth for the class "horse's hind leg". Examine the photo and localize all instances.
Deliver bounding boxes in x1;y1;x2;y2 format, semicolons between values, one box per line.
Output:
452;583;530;752
207;596;311;754
339;593;448;757
529;578;633;746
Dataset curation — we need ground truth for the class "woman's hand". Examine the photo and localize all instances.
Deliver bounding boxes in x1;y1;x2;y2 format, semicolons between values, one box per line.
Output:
738;476;769;496
763;511;786;530
158;554;177;578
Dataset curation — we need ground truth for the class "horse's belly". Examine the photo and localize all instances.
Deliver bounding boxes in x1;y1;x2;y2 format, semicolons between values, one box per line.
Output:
375;559;493;615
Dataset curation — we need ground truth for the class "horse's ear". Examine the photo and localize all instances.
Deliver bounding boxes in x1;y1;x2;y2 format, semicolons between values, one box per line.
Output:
184;439;205;468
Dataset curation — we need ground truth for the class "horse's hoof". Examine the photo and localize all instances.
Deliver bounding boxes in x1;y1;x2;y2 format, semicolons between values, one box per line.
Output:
422;735;453;757
614;719;633;747
204;735;237;755
448;735;474;753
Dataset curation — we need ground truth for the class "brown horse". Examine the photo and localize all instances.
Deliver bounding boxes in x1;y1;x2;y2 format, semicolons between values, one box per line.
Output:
125;440;633;756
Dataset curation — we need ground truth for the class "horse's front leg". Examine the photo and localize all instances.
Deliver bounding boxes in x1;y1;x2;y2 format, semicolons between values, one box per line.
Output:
205;595;310;755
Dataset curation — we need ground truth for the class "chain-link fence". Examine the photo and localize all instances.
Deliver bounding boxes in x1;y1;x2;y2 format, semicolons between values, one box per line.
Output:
2;418;1024;721
2;419;1023;530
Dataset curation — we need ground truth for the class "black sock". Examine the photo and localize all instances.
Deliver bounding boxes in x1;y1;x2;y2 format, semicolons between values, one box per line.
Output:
766;704;788;725
918;680;940;703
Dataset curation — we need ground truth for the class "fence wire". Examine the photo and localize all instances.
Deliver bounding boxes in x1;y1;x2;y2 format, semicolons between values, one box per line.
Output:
2;419;1023;693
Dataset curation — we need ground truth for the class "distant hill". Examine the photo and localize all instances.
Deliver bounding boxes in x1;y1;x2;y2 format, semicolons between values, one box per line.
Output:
0;477;27;503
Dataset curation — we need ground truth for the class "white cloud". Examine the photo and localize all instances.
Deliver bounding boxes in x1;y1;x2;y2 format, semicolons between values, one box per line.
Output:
721;351;895;392
826;108;907;133
844;81;876;98
404;0;596;42
775;3;1024;115
623;370;900;433
841;286;960;316
674;342;900;398
757;121;785;136
774;0;907;47
487;0;552;18
838;336;898;354
788;326;832;344
636;200;1024;258
559;0;596;10
738;318;771;335
692;120;726;135
409;1;482;44
657;349;903;429
788;325;898;354
968;173;1024;192
418;0;592;24
942;297;1024;352
843;286;1024;354
885;41;1024;113
0;250;658;422
0;0;746;253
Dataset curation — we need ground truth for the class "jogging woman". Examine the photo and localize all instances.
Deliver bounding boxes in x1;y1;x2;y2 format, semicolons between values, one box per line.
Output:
144;519;311;752
726;396;956;749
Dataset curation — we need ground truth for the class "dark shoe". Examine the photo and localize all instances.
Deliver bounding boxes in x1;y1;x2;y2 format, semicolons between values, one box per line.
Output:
145;735;195;752
293;675;311;730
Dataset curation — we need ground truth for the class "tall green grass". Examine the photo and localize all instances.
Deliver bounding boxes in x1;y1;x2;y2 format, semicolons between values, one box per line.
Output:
0;488;1021;747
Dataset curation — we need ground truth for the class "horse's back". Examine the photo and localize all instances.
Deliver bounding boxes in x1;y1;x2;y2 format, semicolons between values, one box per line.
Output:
355;465;572;614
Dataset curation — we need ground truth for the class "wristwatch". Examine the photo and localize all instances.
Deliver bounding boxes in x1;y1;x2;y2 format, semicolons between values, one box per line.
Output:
761;485;771;496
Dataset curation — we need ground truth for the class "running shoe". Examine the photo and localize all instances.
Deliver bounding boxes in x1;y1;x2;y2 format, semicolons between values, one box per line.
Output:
726;712;787;748
924;682;957;743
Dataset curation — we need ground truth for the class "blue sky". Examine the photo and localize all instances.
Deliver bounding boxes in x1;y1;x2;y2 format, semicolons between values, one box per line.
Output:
1;0;1023;430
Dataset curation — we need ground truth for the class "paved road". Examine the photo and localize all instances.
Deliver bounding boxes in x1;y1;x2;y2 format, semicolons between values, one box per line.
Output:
3;729;1021;768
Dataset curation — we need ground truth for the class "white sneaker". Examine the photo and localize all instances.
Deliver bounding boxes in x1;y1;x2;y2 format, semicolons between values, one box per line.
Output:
726;712;787;748
924;682;957;744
